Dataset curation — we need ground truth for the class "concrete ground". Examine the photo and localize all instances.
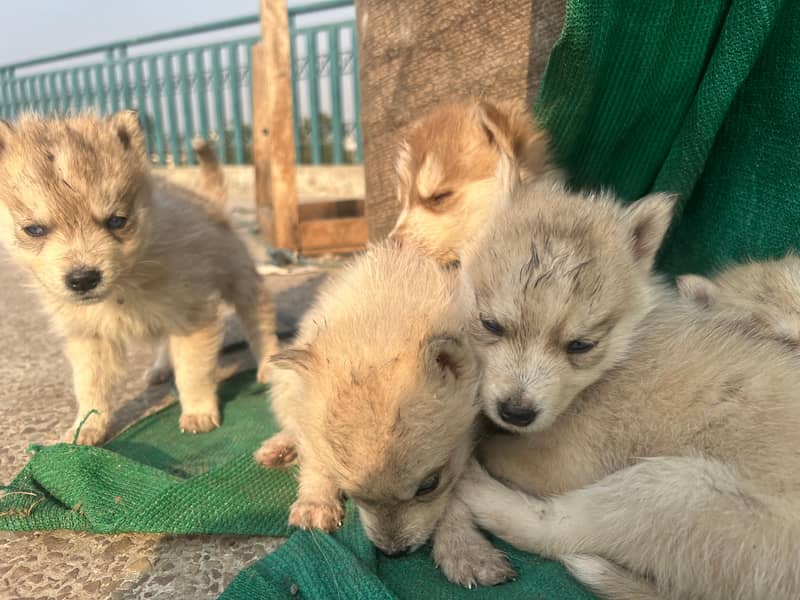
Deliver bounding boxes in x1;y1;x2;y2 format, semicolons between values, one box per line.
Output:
0;189;335;599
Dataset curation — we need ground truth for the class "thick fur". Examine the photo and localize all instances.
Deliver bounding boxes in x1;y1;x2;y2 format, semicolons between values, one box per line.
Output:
454;163;800;599
0;112;278;444
677;254;800;350
388;99;554;263
254;243;514;587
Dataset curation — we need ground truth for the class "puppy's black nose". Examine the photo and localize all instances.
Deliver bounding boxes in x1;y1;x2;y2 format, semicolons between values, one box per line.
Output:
379;545;410;558
498;400;537;427
65;268;103;293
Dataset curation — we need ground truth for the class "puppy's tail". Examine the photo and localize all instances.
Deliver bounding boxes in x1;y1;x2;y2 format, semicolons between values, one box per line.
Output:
561;555;660;600
192;137;227;222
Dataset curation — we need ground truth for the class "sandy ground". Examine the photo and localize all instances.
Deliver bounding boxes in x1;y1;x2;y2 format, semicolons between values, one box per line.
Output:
0;192;334;599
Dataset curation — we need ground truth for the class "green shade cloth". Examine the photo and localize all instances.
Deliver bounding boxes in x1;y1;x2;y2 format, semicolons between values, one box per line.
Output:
222;505;594;600
0;372;294;536
1;370;593;599
536;0;800;275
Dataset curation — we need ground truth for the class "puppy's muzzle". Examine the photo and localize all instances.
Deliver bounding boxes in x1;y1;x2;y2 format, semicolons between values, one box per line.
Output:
498;399;538;427
65;268;103;294
377;542;422;558
379;545;411;557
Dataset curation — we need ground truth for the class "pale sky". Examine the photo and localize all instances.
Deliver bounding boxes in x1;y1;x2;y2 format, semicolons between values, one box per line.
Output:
0;1;354;69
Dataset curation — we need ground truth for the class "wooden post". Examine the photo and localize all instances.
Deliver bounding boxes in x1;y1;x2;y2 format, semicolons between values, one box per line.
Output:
253;0;299;249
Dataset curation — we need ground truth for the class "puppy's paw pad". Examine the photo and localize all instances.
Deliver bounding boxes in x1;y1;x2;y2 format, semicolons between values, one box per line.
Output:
254;435;297;468
438;545;515;588
144;365;173;386
289;500;343;532
179;412;220;434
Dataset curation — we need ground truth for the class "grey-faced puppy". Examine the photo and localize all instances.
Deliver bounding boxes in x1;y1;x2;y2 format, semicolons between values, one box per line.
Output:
677;254;800;350
256;242;514;587
0;112;278;444
454;160;800;600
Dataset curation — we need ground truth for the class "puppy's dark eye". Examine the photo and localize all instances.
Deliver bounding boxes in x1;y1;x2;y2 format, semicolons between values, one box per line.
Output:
566;339;595;354
106;215;127;230
23;224;48;238
427;191;453;206
415;472;440;497
480;315;505;336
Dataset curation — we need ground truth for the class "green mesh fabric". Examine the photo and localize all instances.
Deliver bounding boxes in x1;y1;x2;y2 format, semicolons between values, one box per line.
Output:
536;0;800;276
222;505;595;600
0;371;294;536
1;370;594;599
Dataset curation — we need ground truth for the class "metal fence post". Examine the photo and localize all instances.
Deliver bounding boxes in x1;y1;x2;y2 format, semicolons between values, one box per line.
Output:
328;25;344;164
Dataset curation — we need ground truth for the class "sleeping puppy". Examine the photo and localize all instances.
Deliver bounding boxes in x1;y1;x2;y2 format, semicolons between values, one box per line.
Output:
389;98;555;263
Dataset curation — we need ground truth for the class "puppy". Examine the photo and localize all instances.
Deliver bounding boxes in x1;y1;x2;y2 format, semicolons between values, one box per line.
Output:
0;112;278;444
256;242;514;587
389;99;554;263
677;255;800;349
454;161;800;599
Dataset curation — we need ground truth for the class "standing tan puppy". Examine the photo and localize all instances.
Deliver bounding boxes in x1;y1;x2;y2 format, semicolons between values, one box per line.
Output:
389;99;554;263
677;254;800;350
256;243;515;587
454;161;800;599
0;112;278;444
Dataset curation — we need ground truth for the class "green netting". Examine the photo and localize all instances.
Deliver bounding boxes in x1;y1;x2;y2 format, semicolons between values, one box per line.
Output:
222;505;595;600
0;372;294;536
1;370;594;599
535;0;800;276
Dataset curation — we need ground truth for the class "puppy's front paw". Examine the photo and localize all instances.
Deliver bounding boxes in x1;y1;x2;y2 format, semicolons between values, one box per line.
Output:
254;432;298;468
179;410;220;434
63;413;110;446
289;499;344;532
436;538;515;588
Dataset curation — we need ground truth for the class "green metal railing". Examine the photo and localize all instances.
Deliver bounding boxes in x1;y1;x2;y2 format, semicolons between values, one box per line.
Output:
0;0;361;166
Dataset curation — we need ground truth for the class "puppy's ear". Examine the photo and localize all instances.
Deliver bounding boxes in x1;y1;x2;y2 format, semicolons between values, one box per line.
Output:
0;119;13;158
676;274;719;308
270;345;316;374
477;99;551;172
107;110;145;155
477;100;518;159
623;193;676;271
422;335;475;384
